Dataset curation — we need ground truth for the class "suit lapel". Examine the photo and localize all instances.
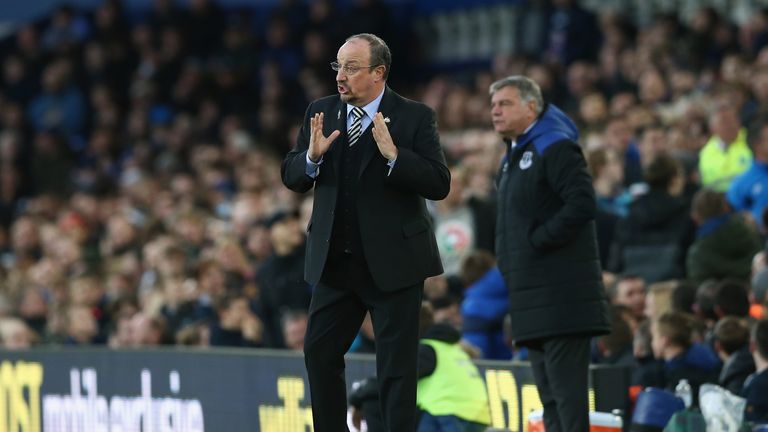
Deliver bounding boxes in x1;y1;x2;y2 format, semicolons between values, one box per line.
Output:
330;99;347;176
359;86;398;178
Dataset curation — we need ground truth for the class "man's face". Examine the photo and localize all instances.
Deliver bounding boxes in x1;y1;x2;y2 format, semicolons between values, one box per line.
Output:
600;149;624;185
434;305;463;330
283;317;307;351
616;278;646;319
69;307;97;342
644;292;660;321
335;38;383;106
227;298;250;325
639;128;666;161
490;86;537;140
710;109;741;143
604;119;632;151
270;217;303;251
1;321;30;349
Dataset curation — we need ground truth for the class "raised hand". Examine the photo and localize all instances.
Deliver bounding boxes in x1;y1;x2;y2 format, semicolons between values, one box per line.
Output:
372;112;397;160
307;112;340;162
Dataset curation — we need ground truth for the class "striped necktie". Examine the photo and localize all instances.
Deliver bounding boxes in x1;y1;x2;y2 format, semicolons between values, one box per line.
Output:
348;107;365;146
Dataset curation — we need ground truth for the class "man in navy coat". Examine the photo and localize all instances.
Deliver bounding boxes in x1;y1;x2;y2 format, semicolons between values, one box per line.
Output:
490;75;609;432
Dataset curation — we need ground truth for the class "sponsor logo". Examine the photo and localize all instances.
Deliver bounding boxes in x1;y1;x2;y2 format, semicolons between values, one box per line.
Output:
0;361;205;432
42;368;204;432
0;360;43;432
259;377;313;432
485;369;595;431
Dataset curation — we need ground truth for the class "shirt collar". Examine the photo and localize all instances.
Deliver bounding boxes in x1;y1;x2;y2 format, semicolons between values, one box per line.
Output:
510;119;538;148
347;87;385;121
523;119;537;136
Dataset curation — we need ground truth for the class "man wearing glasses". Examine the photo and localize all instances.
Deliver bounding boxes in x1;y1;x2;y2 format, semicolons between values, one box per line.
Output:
281;33;450;431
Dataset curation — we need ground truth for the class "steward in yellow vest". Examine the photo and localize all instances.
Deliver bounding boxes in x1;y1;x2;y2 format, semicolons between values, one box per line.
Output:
699;116;752;192
417;323;491;431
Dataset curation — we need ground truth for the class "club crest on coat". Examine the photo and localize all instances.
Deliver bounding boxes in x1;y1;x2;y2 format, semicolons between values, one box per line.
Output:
520;151;533;170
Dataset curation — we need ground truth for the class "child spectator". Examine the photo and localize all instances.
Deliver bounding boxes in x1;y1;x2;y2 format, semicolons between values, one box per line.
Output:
636;312;720;406
713;316;755;395
742;319;768;424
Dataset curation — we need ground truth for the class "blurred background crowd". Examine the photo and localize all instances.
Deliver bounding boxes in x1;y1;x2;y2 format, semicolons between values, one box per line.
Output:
2;0;768;422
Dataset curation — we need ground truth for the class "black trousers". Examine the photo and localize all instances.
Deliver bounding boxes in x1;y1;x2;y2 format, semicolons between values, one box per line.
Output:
304;252;422;432
527;336;591;432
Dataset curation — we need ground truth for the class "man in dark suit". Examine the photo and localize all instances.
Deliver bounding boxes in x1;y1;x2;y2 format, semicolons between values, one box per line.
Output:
490;76;609;432
281;33;450;432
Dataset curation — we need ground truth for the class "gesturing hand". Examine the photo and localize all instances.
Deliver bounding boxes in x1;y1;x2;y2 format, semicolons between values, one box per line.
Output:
307;112;340;162
372;112;397;161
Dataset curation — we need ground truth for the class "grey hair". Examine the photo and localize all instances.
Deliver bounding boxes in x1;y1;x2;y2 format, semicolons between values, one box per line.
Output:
347;33;392;80
489;75;544;115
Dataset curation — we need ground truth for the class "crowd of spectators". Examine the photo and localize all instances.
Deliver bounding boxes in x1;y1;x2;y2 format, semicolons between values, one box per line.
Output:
2;0;768;424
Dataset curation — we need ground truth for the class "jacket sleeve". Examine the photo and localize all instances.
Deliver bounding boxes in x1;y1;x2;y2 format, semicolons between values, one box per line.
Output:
726;177;749;212
348;377;379;408
281;102;317;193
529;141;597;252
385;107;450;201
417;344;437;379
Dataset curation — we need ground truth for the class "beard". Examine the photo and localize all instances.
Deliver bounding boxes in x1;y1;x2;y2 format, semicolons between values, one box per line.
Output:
338;82;357;104
339;92;357;104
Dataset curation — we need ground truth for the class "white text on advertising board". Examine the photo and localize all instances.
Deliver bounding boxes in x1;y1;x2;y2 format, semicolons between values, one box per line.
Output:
42;368;205;432
0;361;205;432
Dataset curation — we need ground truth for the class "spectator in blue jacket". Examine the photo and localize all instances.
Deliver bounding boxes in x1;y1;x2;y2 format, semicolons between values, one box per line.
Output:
459;250;511;360
728;121;768;232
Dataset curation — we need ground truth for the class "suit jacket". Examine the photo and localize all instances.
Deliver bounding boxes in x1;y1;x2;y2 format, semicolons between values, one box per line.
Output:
281;87;450;291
